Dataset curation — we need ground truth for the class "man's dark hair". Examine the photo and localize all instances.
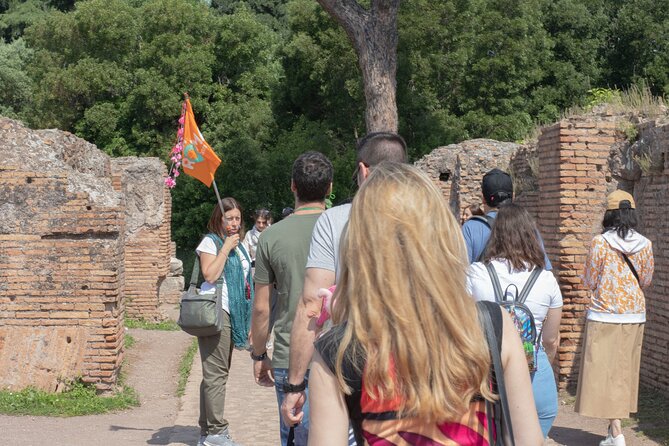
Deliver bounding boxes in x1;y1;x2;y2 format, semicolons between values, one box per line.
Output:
292;151;333;202
602;208;638;240
483;203;545;270
356;132;408;166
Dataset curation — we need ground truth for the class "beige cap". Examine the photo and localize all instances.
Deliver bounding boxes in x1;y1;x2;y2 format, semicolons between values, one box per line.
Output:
607;190;635;210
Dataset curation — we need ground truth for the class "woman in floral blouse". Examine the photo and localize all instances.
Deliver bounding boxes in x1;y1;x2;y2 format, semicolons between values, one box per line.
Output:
575;190;654;446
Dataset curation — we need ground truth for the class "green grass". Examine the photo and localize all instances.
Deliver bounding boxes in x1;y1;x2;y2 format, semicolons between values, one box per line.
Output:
125;318;180;331
177;339;199;397
124;332;136;349
631;388;669;444
0;380;139;417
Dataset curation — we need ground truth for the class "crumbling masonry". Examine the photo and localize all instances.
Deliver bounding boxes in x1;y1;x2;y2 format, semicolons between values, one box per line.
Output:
417;111;669;396
0;118;180;392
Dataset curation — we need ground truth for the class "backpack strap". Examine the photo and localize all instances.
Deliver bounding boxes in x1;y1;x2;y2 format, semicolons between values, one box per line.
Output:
484;263;505;303
471;215;495;262
517;267;542;305
477;301;515;446
470;214;495;229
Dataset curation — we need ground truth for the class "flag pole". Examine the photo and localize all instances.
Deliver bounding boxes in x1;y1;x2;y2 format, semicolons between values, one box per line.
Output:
212;180;225;214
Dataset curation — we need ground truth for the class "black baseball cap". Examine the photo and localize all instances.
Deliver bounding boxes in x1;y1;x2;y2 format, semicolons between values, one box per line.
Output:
481;169;513;207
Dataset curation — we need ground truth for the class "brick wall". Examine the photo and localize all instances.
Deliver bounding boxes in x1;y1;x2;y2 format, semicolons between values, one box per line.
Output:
535;118;622;387
0;118;177;393
0;119;125;392
111;158;173;320
633;120;669;394
415;139;521;219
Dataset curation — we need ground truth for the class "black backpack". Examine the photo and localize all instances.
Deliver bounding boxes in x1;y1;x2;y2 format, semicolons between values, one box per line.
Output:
485;263;543;372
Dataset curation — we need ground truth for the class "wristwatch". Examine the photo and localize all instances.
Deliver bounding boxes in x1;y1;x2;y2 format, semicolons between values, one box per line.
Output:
282;377;307;393
250;350;267;361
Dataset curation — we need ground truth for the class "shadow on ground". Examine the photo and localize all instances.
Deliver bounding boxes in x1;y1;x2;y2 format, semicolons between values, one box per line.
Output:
549;425;603;445
147;425;199;445
631;388;669;445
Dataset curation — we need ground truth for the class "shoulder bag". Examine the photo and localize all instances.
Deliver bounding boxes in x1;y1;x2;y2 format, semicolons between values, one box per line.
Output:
177;234;225;337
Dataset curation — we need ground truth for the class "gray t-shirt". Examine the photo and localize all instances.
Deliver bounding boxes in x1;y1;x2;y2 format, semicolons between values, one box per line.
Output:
305;203;351;281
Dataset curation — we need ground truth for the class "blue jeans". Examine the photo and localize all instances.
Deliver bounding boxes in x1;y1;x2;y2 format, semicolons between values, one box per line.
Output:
274;368;310;446
531;349;558;437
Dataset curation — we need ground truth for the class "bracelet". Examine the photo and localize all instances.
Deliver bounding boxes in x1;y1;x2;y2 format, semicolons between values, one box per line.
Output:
250;351;267;361
282;378;307;393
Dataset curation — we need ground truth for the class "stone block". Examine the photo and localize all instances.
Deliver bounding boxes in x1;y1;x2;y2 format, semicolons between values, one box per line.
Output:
0;326;88;391
159;276;185;305
169;257;183;276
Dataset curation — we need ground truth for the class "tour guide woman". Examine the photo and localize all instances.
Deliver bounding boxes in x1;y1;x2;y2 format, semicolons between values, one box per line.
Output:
195;197;253;446
308;163;543;445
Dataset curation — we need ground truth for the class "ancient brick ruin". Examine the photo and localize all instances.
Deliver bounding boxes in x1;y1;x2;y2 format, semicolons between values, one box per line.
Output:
0;118;180;392
417;111;669;396
111;158;181;320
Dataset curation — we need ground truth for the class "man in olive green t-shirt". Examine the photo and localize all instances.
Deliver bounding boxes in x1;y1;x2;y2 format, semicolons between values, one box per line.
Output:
251;151;333;446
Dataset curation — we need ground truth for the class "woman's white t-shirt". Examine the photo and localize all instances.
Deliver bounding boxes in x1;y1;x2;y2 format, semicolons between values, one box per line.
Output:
466;259;563;333
196;236;251;313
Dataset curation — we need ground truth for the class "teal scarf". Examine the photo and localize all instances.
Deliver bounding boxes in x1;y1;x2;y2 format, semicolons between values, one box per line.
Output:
208;233;254;349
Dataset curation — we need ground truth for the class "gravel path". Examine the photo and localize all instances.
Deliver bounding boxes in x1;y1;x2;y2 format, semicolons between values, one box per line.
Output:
0;328;191;446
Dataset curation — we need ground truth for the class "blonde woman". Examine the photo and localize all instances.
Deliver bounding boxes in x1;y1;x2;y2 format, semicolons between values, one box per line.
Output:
308;162;543;446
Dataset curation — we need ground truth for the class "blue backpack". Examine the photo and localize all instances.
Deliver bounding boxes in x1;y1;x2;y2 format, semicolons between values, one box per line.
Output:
485;263;543;372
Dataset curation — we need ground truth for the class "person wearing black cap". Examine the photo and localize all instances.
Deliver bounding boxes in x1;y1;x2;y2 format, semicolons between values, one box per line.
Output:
462;168;552;269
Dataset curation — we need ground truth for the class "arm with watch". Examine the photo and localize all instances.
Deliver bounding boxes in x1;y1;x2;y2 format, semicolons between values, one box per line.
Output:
281;266;335;426
250;282;274;387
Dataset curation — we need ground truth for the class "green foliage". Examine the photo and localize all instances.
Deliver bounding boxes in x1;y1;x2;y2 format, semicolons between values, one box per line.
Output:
585;87;622;109
3;0;669;268
0;38;33;119
0;380;139;416
607;0;669;95
125;318;180;331
177;339;199;397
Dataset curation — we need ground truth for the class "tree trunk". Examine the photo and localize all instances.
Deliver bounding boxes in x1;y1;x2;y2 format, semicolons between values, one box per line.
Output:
316;0;400;133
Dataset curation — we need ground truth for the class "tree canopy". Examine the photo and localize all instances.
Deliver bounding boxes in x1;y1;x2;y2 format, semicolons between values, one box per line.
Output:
1;0;667;264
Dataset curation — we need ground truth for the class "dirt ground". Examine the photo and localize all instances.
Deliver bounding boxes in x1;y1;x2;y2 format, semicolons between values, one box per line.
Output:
0;326;664;446
0;328;192;446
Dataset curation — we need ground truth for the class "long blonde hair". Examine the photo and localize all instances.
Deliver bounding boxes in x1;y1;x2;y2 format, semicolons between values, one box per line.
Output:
332;162;493;420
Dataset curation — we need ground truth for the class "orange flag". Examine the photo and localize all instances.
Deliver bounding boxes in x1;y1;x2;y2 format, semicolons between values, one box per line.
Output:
181;99;221;187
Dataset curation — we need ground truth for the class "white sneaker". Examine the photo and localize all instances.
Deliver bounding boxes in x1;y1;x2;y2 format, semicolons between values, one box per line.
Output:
599;432;626;446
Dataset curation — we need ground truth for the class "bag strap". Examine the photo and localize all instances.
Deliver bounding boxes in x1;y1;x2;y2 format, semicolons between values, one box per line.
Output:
517;267;542;305
189;255;201;287
472;215;495;262
470;214;495;229
621;253;640;285
602;237;641;287
485;263;505;303
478;301;516;446
205;233;227;285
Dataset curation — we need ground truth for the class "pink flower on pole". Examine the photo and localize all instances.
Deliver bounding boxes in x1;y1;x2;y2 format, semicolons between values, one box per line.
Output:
172;169;180;177
164;177;176;188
